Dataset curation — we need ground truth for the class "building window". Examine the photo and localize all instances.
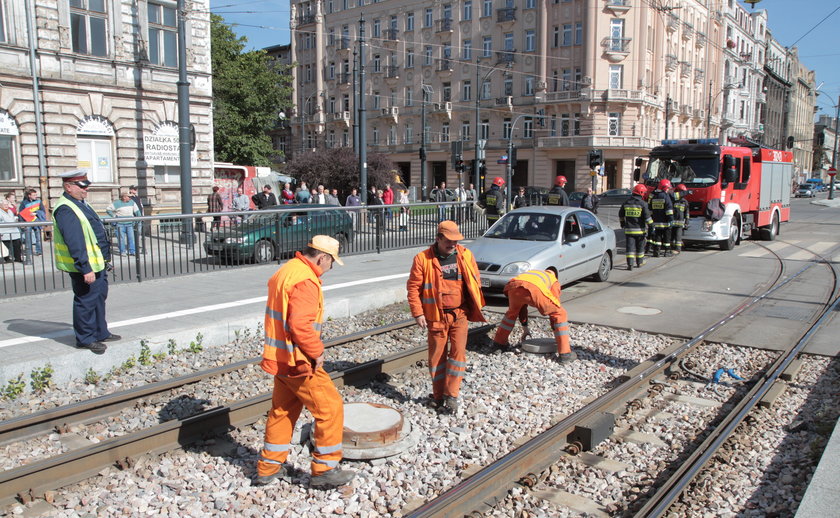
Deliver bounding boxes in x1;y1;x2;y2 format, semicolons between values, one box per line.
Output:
553;26;559;48
328;61;335;79
550;115;556;136
342;130;349;147
462;39;472;60
406;11;414;31
524;118;533;138
442;123;450;142
608;112;621;136
373;54;381;72
405;87;413;106
424;8;433;27
0;111;20;182
562;24;572;46
342;94;350;111
526;0;535;8
504;33;514;51
442;83;452;102
525;30;535;52
462;80;472;101
482;36;492;57
147;2;177;66
404;124;413;144
504;77;513;96
461;121;471;141
70;0;108;57
503;118;511;139
406;49;414;68
463;0;472;21
609;65;622;89
561;114;569;136
425;46;433;65
481;79;491;100
373;19;381;38
480;119;489;140
329;97;336;113
443;4;452;20
524;76;534;96
373;126;379;145
575;22;583;45
574;113;580;135
76;116;115;182
154;165;180;184
388;126;397;145
483;0;493;17
327;131;336;148
373;92;380;110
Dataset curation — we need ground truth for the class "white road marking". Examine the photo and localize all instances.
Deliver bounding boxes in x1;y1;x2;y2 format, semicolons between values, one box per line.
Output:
0;273;409;349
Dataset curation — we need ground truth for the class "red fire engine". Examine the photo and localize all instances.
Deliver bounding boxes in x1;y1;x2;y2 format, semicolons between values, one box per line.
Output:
213;163;296;211
638;138;793;250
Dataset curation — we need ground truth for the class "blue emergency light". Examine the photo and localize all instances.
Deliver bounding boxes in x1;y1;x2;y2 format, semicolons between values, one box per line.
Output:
660;138;719;145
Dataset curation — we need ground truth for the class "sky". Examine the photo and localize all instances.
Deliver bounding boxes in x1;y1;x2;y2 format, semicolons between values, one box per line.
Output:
211;0;840;119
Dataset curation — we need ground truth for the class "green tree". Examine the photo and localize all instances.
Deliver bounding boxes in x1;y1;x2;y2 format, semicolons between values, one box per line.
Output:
285;148;396;195
211;15;293;165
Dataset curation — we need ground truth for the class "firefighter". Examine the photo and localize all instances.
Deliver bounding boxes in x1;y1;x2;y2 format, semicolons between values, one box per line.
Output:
492;269;576;363
649;178;674;257
620;184;654;270
407;221;486;414
479;177;506;226
545;175;570;206
671;184;690;254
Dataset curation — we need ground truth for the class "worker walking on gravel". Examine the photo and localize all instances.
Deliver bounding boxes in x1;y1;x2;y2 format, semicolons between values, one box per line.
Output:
491;269;576;363
407;220;486;414
255;235;355;489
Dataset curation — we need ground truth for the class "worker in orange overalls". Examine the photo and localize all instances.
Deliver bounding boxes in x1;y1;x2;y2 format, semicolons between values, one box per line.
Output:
407;220;486;414
254;235;355;489
492;269;576;363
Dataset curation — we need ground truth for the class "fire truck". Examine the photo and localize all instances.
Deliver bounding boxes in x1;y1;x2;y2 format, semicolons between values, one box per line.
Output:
637;138;793;250
213;163;296;211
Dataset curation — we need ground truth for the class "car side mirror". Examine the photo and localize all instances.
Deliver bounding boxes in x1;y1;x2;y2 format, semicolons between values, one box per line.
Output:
564;233;580;243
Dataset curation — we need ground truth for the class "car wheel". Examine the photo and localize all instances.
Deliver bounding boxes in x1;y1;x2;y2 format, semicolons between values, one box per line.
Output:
334;232;349;254
720;217;739;250
760;212;779;241
592;252;612;282
253;240;275;264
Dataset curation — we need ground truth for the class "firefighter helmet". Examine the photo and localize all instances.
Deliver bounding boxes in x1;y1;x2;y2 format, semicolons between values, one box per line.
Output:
632;184;648;197
658;178;673;191
493;176;506;186
555;175;567;186
675;183;688;192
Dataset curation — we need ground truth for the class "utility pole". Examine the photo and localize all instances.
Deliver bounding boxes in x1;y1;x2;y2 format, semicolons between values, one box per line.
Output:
664;94;670;140
830;96;839;200
420;84;432;201
176;0;193;244
473;60;481;191
352;49;359;155
706;80;713;139
358;16;368;204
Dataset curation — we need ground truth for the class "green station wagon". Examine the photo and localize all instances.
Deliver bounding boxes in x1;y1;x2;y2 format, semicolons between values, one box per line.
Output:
203;205;354;263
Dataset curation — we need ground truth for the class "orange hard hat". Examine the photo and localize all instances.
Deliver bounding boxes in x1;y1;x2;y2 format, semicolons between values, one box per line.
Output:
658;178;672;191
555;175;567;186
493;177;505;186
632;184;648;196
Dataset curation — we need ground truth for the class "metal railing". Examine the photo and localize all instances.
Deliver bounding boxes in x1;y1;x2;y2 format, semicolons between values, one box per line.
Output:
0;203;488;297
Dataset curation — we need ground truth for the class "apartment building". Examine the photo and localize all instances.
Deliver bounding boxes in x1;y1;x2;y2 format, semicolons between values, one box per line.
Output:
760;30;791;151
0;0;212;213
787;47;816;180
814;115;838;176
291;0;726;195
265;43;294;167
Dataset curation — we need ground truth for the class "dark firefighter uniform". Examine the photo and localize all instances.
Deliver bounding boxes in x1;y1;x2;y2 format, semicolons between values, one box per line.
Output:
479;185;506;226
649;189;674;256
619;192;653;270
671;192;690;253
545;185;570;206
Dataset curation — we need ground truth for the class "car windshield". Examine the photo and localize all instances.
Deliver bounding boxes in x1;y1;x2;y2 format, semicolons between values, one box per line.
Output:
484;212;562;241
645;157;719;187
799;184;811;189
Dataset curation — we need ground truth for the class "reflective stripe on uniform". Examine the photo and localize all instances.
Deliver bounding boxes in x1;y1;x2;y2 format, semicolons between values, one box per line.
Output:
447;359;466;368
263;441;291;452
312;458;340;468
446;369;465;377
259;456;284;465
314;443;342;454
499;316;516;331
265;336;295;353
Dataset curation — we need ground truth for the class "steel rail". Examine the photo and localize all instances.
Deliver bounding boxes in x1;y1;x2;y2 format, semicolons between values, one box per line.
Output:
0;324;493;507
0;320;415;447
406;254;820;518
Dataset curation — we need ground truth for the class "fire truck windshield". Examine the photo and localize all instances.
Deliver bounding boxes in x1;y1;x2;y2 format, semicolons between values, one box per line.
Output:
645;157;719;187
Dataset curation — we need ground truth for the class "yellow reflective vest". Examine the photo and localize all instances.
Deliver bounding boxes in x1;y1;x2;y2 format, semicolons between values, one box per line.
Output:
51;196;105;273
510;270;561;307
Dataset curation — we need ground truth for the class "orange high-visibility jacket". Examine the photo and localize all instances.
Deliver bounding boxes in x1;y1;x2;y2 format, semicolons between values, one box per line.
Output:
407;244;486;322
261;252;325;377
508;270;562;307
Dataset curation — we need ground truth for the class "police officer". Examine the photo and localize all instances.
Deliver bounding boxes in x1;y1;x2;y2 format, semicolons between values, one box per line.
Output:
52;170;119;354
619;184;654;271
649;178;674;257
671;184;690;254
479;177;506;226
545;175;570;206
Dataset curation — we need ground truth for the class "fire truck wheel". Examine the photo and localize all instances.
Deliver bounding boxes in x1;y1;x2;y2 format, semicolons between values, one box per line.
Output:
760;212;779;241
720;218;740;250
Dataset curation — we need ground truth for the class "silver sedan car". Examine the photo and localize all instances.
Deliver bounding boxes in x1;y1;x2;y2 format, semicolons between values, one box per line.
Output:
469;206;617;290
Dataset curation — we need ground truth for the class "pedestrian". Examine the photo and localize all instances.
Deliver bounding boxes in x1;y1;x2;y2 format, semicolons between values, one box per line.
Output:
367;185;379;224
512;186;529;209
253;185;278;210
314;184;327;204
619;184;653;271
465;182;477;221
0;198;23;262
52;170;120;354
433;181;448;222
18;188;47;256
581;187;600;214
398;189;410;231
232;186;251;223
326;188;340;205
255;235;356;489
478;177;506;226
207;186;224;229
370;189;386;234
295;181;311;203
3;192;18;218
545;176;570;206
382;182;394;223
671;184;690;254
128;185;145;254
345;188;361;230
649;179;674;257
491;269;577;363
406;220;486;414
281;182;295;204
106;191;141;255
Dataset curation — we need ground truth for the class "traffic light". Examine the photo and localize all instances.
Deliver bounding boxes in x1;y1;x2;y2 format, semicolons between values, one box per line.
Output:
786;136;794;149
588;149;603;170
510;146;518;168
451;140;463;169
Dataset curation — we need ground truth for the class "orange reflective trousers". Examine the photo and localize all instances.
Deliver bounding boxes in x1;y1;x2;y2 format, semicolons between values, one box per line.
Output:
427;307;469;399
257;368;344;477
493;285;571;354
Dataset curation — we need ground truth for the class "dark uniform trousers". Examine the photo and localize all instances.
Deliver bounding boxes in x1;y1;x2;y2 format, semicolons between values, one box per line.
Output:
70;270;110;346
625;234;646;267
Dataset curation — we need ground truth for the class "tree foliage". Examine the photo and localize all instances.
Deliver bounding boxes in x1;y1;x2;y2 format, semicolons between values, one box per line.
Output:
284;148;397;194
211;15;293;166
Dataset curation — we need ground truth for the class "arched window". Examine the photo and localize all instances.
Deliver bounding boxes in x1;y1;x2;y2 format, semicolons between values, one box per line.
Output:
76;116;115;183
0;111;21;183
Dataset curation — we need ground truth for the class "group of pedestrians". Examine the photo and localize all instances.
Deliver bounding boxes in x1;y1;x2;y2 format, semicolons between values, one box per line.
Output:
618;179;690;270
1;189;47;263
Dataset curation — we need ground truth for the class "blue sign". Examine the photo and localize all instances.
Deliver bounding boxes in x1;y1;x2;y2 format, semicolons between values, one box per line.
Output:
497;154;508;164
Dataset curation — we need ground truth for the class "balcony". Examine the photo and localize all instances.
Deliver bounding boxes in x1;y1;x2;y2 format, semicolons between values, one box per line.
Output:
332;37;350;53
604;0;631;16
666;13;679;32
693;108;705;120
665;54;678;72
382;28;399;44
680;104;693;115
496;7;516;23
682;22;694;40
297;13;316;26
495;96;513;111
436;58;453;75
330;111;351;126
380;106;399;123
739;52;753;64
430;101;453;120
680;61;692;78
385;65;400;79
601;37;631;63
496;50;516;65
436;18;453;33
694;68;705;83
337;72;350;85
696;31;707;48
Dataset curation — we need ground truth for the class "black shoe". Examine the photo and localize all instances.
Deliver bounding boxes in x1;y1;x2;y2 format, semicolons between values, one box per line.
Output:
443;396;459;413
310;468;356;489
637;260;645;268
627;264;634;271
426;396;444;410
78;342;107;354
253;464;292;486
103;334;122;342
653;252;660;258
556;351;578;364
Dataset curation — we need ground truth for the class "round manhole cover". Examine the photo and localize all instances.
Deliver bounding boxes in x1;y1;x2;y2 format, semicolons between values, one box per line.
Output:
617;306;662;316
309;402;418;460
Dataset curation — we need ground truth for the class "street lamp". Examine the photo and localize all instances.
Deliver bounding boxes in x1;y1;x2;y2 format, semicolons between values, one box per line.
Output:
505;113;547;210
473;61;511;191
420;84;433;201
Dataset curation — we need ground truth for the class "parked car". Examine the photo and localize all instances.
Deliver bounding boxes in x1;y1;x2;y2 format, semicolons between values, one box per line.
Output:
568;191;585;207
796;184;816;198
597;188;633;206
429;187;457;201
469;206;616;290
203;205;353;263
